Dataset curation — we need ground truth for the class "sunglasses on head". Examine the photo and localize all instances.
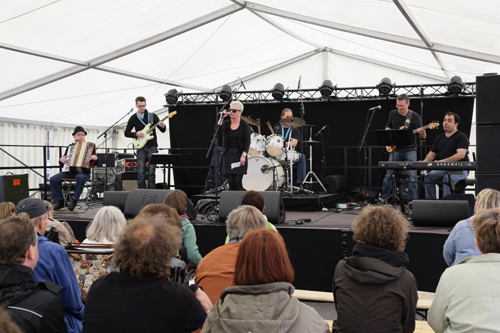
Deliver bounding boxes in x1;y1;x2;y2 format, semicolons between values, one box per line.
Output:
228;109;241;113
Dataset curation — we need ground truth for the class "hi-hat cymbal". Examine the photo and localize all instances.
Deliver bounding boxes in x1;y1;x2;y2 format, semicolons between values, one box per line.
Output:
241;115;260;127
303;140;321;144
279;117;305;128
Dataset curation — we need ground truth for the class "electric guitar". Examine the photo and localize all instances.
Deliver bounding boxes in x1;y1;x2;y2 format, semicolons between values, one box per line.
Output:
386;122;439;153
133;110;177;149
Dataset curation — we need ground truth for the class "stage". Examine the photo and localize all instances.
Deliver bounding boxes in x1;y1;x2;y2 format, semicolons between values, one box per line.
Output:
58;193;451;294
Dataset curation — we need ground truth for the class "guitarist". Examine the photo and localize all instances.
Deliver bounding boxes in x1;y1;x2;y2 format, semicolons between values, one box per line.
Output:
125;96;166;189
379;94;426;203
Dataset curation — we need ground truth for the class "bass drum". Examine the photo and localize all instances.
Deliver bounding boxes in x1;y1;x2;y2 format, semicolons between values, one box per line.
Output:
243;156;284;191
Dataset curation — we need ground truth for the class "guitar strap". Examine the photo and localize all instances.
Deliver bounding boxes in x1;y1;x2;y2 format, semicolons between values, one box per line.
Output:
137;111;151;127
404;110;413;129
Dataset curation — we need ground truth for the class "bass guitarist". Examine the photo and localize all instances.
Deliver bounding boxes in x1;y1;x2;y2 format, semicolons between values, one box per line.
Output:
125;96;166;189
379;94;427;203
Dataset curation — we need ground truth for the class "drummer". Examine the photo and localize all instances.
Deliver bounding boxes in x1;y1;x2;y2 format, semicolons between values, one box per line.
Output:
274;108;306;184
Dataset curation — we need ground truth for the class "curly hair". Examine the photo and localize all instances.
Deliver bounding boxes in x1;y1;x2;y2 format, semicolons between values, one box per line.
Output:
162;190;188;216
137;204;182;230
473;208;500;254
113;215;181;279
352;205;409;252
0;216;37;264
226;205;267;241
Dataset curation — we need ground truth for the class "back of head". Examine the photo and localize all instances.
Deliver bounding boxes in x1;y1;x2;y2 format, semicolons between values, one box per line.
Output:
226;205;267;241
113;215;181;278
0;202;15;219
0;216;37;265
352;205;409;252
241;191;265;212
137;204;182;229
476;188;500;211
86;206;127;243
162;190;188;216
15;198;49;230
234;229;294;285
473;208;500;254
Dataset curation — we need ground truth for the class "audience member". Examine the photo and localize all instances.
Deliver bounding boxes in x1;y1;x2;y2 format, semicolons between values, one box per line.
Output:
224;190;277;243
16;198;84;333
137;204;182;229
43;200;76;246
195;205;267;304
429;208;500;332
163;190;203;267
82;206;126;245
443;188;500;266
202;229;329;332
82;216;208;332
0;306;22;333
332;205;417;333
0;202;15;219
0;216;66;333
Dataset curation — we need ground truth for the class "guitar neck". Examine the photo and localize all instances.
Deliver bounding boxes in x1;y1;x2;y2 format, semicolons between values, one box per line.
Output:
411;124;432;134
146;108;175;133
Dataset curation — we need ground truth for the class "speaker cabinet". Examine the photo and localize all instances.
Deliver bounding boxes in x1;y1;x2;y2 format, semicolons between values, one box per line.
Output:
476;74;500;124
476;125;500;174
476;175;500;194
219;191;286;224
122;189;196;219
103;191;130;211
0;174;29;205
412;199;469;227
323;175;347;193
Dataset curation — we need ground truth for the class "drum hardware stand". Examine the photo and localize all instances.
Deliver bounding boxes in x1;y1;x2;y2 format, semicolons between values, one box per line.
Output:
301;126;327;193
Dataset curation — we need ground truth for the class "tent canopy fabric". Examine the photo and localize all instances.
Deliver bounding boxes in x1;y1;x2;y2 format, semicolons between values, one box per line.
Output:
1;0;499;127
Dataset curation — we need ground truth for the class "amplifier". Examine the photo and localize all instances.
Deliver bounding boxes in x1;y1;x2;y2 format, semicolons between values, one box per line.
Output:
116;159;139;173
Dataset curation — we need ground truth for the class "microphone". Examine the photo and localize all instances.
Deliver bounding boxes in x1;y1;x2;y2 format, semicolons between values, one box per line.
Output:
128;107;135;113
315;125;327;137
369;105;382;111
261;165;272;174
239;77;247;90
219;110;228;116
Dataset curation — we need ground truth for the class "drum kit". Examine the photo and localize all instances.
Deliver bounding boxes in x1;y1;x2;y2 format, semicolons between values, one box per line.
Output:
241;115;322;194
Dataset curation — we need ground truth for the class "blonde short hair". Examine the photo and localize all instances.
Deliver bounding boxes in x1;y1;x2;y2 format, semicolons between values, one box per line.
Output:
231;100;244;112
476;188;500;211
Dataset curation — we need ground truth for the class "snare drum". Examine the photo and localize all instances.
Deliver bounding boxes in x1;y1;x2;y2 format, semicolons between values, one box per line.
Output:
275;149;299;164
242;156;284;191
266;134;284;156
248;133;266;156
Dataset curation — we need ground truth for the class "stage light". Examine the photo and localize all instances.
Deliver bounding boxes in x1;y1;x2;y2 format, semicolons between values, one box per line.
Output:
447;76;464;95
271;83;285;101
319;79;334;97
376;77;393;96
165;89;179;105
218;85;232;102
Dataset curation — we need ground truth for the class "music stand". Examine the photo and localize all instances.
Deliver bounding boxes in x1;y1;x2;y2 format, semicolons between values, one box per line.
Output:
374;129;413;214
149;153;185;189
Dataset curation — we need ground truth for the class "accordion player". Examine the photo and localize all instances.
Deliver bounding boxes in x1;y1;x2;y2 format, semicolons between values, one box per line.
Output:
62;141;97;173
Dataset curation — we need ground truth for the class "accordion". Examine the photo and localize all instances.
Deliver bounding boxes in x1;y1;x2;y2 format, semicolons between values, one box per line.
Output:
62;142;96;173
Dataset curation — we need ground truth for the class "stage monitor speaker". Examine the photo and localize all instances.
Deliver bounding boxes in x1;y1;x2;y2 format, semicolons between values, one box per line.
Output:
412;199;469;227
476;174;500;194
323;175;347;194
122;189;197;219
0;174;29;205
103;191;130;212
476;74;500;124
476;125;500;174
218;191;286;224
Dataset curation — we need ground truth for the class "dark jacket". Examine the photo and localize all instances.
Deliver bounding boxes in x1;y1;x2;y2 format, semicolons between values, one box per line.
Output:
0;264;66;333
219;119;251;155
124;110;166;148
332;243;418;333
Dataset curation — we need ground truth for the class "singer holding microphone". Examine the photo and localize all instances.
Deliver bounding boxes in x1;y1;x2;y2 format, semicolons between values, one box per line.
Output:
379;94;426;203
218;100;251;191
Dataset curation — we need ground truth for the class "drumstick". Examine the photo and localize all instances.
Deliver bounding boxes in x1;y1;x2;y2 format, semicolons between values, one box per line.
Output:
266;121;274;135
258;126;261;135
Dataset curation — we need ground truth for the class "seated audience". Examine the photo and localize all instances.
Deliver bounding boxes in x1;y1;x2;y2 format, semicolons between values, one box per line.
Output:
224;190;278;243
44;200;76;246
443;188;500;266
429;208;500;332
332;205;417;333
202;229;329;332
195;205;267;304
82;216;208;332
16;197;84;333
0;216;66;333
163;190;203;267
137;204;182;229
0;202;15;219
82;206;127;245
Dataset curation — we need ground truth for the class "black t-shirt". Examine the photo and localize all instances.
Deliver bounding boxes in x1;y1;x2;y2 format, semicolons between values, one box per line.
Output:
385;109;422;149
124;110;166;148
431;130;469;161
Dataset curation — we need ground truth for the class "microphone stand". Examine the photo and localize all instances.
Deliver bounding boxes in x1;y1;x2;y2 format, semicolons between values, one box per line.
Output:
358;107;377;189
97;108;135;195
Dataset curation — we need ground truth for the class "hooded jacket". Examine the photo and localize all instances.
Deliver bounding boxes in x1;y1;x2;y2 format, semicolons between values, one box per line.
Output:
332;243;418;333
0;264;66;333
201;282;329;333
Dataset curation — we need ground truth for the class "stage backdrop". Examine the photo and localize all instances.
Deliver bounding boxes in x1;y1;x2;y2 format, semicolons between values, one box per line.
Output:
169;97;474;197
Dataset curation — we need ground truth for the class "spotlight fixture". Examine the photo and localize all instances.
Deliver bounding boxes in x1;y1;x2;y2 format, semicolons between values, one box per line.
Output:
218;85;232;102
165;88;179;105
271;83;285;101
319;79;334;97
376;77;394;96
447;76;464;95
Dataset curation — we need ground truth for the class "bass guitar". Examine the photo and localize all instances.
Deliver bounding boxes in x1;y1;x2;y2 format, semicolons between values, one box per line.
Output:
133;110;177;149
386;122;439;153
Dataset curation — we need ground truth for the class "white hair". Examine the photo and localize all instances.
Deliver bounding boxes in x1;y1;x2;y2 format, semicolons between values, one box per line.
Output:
86;206;127;243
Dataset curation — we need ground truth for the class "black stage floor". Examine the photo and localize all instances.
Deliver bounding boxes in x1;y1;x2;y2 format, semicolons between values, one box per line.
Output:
58;196;452;294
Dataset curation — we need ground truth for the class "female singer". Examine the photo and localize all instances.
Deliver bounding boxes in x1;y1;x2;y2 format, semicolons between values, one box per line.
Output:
218;100;250;191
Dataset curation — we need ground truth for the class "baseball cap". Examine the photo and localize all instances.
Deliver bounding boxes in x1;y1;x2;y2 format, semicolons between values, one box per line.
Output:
15;198;50;218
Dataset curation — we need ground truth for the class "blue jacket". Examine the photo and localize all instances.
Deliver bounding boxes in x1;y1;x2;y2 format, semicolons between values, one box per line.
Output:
34;233;84;333
443;217;481;266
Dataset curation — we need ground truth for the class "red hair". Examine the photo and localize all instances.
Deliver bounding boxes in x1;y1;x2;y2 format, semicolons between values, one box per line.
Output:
234;229;294;285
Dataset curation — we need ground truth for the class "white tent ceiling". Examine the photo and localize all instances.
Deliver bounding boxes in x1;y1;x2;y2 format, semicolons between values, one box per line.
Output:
1;0;499;127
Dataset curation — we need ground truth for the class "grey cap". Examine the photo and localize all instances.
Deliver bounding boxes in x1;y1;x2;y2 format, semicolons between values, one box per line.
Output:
15;198;50;218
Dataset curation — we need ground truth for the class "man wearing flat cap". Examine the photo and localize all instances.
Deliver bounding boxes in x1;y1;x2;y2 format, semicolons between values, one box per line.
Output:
16;197;84;333
49;126;97;211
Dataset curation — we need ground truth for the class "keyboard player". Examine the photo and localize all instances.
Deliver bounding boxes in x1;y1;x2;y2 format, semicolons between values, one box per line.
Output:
420;112;470;199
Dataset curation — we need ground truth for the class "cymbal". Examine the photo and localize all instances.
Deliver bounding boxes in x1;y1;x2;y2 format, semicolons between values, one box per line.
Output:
303;140;321;144
241;115;260;127
279;117;305;128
